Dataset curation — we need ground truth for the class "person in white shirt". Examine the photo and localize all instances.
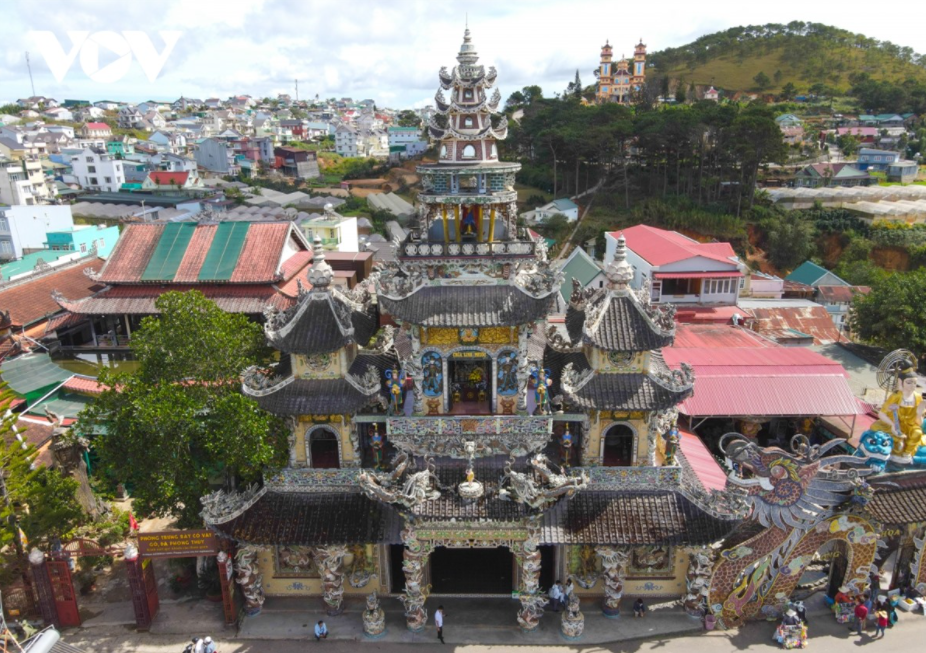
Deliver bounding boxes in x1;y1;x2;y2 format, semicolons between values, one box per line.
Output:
315;620;328;640
193;638;204;653
202;636;216;653
564;578;575;599
549;580;564;612
435;605;445;644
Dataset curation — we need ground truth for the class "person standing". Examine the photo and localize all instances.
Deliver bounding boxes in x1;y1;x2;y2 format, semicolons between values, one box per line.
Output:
850;597;868;636
435;605;445;644
203;637;217;653
564;578;575;601
193;638;205;653
315;620;328;641
549;581;564;612
874;605;889;639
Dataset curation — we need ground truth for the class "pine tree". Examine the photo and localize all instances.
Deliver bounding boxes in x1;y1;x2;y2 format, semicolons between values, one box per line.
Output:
573;70;583;99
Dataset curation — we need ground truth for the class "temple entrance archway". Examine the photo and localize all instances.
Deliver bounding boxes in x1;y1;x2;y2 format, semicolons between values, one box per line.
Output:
308;428;340;469
430;546;514;594
602;424;635;466
448;351;491;415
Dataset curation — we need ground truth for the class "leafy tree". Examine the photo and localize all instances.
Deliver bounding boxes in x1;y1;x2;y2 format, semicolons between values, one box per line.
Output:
1;387;83;556
781;82;797;100
675;81;687;104
396;110;421;128
753;71;772;90
761;212;816;271
505;90;526;111
77;291;289;527
851;269;926;356
837;133;861;156
774;70;783;83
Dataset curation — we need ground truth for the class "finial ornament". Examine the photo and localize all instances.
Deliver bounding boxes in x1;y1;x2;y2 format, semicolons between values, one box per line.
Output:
605;233;634;289
307;235;333;289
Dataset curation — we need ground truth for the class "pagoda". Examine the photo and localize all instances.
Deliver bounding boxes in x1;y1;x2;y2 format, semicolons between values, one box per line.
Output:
200;29;738;631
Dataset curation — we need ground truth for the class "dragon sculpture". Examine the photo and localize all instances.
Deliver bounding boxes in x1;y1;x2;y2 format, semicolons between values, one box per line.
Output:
358;453;441;511
709;434;879;627
497;453;589;511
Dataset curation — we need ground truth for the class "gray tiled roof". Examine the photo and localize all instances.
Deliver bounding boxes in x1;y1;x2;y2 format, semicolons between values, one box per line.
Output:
571;293;675;352
379;285;554;327
267;292;377;355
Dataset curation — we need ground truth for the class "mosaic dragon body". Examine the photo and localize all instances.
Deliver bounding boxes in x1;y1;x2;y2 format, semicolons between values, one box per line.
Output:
709;435;879;627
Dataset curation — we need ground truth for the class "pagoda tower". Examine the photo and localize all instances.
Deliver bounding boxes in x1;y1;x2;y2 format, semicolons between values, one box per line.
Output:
417;28;519;245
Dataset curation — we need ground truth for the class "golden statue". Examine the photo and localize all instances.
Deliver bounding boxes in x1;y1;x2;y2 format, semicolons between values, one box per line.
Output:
872;370;926;461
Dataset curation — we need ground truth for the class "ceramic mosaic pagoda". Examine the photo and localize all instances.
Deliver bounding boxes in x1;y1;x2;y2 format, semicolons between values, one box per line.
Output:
201;29;743;629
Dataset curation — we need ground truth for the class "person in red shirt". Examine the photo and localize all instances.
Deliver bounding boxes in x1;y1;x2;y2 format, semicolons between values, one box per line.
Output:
874;605;889;639
850;597;869;636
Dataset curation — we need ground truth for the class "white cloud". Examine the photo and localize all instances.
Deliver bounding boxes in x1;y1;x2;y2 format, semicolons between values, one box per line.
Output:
0;0;923;107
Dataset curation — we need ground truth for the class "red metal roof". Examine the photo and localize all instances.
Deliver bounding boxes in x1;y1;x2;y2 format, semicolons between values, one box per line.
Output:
0;258;106;328
655;271;742;279
147;171;190;186
664;346;849;375
679;375;860;417
84;122;110;130
679;429;727;492
672;324;774;348
611;225;738;267
100;224;165;283
230;223;291;283
816;285;870;303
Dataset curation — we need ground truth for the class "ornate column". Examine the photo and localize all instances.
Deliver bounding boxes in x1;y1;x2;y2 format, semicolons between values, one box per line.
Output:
515;526;545;631
596;546;629;617
363;590;387;638
234;545;266;616
400;529;432;632
315;545;349;615
682;548;714;617
647;407;678;466
516;324;532;412
348;420;362;468
561;592;585;640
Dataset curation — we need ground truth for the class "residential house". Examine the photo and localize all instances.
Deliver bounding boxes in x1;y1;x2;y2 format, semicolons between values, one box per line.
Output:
785;261;869;330
280;119;308;140
44;224;119;258
70;148;126;192
605;225;746;306
887;161;919;184
205;98;223;109
558;246;607;305
106;136;135;156
387;126;428;158
859;114;905;129
335;123;361;157
117;106;144;129
305;122;334;139
194;137;237;174
42;107;73;122
93;100;121;111
252;137;275;164
17;97;56;110
78;122;113;139
74;106;105;121
703;86;719;101
147;130;187;153
140;170;204;193
149;153;197;174
857;148;901;171
299;206;360;252
273;147;320;179
0;136;44;160
775;113;802;127
0;157;56;206
795;162;871;188
140;111;167;131
521;198;580;223
172;97;203;112
0;205;74;260
836;126;877;144
744;271;784;299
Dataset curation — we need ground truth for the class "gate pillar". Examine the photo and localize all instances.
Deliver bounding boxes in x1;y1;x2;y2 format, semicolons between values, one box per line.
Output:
216;550;238;626
29;549;60;628
125;543;159;631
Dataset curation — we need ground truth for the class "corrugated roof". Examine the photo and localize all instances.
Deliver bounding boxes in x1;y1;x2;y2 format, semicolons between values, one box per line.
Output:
559;247;602;303
678;375;860;417
612;225;738;267
655;271;742;279
663;346;848;373
0;353;71;396
56;284;294;315
678;429;728;492
742;305;842;345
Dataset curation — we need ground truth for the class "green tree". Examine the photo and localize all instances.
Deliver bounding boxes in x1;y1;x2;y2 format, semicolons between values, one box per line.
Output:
77;291;289;527
780;82;797;100
753;71;772;90
773;70;783;83
851;269;926;356
761;213;816;271
675;80;687;104
0;387;83;557
837;133;861;156
396;110;421;128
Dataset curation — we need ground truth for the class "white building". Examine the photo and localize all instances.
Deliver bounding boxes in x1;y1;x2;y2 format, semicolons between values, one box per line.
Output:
387;126;428;158
0;157;56;205
70;148;126;193
0;205;74;260
521;198;580;223
335;124;361;157
605;225;746;305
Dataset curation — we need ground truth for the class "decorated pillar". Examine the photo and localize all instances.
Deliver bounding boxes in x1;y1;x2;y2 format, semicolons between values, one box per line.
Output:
315;544;349;615
561;592;585;640
681;548;714;617
400;529;432;632
596;546;629;616
515;526;545;631
647;407;678;466
516;324;533;411
216;550;238;626
363;590;387;638
234;545;265;616
29;548;59;628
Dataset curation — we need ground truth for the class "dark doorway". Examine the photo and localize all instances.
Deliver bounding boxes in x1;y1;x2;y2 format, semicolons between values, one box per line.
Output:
448;353;491;414
389;544;406;593
825;540;849;598
431;547;513;594
603;424;634;466
539;545;556;593
309;428;340;469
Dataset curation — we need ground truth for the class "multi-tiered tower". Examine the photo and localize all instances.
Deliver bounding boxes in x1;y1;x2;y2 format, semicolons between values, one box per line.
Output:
418;28;519;244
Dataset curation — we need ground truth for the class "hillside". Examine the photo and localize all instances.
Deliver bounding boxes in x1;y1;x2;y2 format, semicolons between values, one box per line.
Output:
649;22;926;94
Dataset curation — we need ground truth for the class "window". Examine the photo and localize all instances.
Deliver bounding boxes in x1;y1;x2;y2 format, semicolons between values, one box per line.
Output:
463;117;474;128
463;89;473;100
461;144;476;159
601;86;609;94
86;157;93;162
88;166;96;173
0;239;12;255
105;177;111;183
308;428;340;469
90;177;98;185
0;217;8;230
80;243;88;253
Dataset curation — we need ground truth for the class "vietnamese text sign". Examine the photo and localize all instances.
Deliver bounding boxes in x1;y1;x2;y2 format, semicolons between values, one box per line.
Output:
137;530;218;558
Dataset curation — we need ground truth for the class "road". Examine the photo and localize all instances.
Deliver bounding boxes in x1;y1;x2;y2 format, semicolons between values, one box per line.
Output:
61;613;923;653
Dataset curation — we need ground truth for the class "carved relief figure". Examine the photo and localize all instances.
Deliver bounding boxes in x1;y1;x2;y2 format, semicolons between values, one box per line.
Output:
274;546;319;577
497;351;519;395
421;352;443;397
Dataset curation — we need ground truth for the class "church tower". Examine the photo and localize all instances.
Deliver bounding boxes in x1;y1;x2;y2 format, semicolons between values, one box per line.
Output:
632;39;647;91
596;41;614;103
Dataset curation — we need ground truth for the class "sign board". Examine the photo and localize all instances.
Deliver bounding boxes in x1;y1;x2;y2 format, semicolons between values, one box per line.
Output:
137;530;218;558
451;350;487;359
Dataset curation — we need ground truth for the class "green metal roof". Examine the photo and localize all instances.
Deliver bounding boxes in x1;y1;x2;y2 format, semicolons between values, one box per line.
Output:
198;221;249;281
27;392;91;419
560;247;603;302
0;354;71;403
141;222;196;281
0;249;79;278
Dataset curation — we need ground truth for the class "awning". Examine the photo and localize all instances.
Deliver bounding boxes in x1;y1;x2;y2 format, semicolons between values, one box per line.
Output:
654;271;743;279
0;353;71;402
678;429;728;492
679;374;861;418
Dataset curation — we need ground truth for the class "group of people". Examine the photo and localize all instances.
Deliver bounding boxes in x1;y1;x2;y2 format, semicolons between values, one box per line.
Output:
847;594;895;639
548;578;647;617
182;636;216;653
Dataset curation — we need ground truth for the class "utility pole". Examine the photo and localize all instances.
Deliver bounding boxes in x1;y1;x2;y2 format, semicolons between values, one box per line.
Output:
295;79;299;102
26;51;36;97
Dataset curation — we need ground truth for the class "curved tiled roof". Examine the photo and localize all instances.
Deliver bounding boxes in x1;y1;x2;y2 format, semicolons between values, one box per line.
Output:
265;290;379;355
581;293;675;352
379;285;554;327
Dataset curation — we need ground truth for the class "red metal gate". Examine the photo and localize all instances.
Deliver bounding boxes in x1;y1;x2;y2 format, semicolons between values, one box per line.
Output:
125;555;159;631
46;559;80;627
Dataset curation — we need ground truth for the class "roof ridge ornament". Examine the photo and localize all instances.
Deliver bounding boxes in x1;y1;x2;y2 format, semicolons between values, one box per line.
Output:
605;232;633;289
307;235;333;290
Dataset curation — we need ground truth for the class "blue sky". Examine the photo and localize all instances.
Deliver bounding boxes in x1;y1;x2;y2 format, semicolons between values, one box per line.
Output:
1;0;922;109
